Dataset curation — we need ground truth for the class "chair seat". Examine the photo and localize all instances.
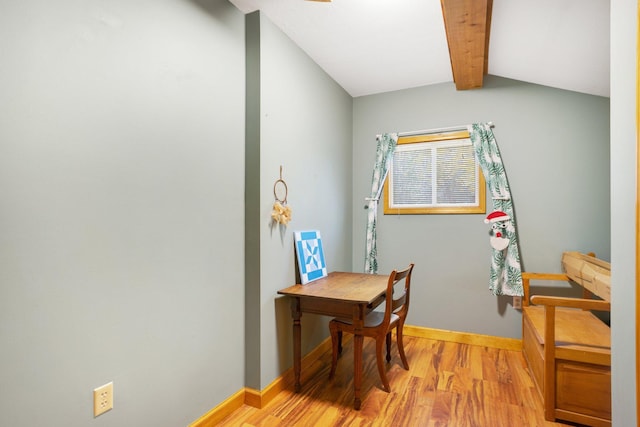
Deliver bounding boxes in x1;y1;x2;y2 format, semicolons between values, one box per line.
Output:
334;311;400;329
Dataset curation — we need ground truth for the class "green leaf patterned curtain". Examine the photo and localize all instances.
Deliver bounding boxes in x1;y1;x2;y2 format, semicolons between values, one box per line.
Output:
468;123;523;296
364;133;398;274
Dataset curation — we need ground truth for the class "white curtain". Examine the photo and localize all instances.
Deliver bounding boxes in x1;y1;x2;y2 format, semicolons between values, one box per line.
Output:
364;133;398;274
468;123;523;296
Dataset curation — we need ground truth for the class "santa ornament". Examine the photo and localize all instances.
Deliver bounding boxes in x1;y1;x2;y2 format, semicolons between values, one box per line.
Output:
484;210;510;251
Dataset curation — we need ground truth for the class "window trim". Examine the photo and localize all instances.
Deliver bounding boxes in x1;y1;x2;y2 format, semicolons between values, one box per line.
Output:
383;130;486;215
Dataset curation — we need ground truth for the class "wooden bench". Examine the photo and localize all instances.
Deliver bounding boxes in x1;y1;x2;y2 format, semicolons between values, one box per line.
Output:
522;251;611;427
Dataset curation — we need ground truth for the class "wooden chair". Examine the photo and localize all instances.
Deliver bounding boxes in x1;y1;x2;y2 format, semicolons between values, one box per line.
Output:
328;263;414;392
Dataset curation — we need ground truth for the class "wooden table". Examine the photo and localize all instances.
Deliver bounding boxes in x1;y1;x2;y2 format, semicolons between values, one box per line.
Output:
277;271;388;410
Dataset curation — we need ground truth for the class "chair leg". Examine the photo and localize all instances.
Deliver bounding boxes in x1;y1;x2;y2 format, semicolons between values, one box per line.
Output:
329;321;339;379
337;330;343;355
375;337;391;392
396;324;409;370
385;331;392;362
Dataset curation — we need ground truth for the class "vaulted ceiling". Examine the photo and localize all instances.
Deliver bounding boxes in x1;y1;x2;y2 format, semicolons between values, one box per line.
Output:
228;0;610;98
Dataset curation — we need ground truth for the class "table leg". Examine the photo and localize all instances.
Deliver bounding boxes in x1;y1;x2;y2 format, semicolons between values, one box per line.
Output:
291;298;302;393
352;304;365;410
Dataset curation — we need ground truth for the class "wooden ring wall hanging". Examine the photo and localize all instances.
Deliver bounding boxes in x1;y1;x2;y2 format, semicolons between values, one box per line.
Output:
271;166;292;225
273;166;288;204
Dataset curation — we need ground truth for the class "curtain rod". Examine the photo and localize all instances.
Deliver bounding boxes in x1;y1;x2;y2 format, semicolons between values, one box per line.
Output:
397;122;494;137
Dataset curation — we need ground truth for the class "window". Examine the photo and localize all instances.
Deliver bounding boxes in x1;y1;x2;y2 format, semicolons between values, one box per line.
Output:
384;131;486;214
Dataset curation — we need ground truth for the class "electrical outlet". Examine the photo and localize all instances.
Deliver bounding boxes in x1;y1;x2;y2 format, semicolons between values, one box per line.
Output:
93;382;113;417
513;296;522;309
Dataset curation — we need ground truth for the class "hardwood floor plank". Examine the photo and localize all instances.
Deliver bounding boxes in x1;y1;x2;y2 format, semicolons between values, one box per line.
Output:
396;391;434;426
468;344;486;380
482;378;521;406
406;340;435;379
217;335;578;426
428;390;456;427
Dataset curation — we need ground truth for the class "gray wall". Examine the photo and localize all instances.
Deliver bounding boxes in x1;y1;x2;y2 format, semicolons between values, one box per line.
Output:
251;12;353;389
352;76;610;339
2;0;636;425
0;1;246;426
610;0;637;424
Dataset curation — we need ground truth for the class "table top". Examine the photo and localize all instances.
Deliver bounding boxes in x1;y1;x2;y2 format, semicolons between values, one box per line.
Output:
277;271;388;304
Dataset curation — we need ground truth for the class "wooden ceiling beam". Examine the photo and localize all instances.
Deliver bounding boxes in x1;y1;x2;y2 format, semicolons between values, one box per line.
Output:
440;0;492;90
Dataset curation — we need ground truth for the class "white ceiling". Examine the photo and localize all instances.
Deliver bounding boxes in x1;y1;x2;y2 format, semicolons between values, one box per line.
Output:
228;0;610;98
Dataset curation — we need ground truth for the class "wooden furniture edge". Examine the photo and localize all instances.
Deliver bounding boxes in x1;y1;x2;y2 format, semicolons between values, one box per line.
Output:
561;251;611;302
555;409;612;427
522;272;570;307
562;250;611;270
522;272;569;280
530;295;611;311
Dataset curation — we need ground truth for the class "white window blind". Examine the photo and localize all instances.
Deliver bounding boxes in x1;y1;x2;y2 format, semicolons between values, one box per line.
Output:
385;136;484;214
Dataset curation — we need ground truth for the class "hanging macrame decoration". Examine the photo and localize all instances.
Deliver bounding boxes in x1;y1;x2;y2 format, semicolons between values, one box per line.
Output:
271;166;292;226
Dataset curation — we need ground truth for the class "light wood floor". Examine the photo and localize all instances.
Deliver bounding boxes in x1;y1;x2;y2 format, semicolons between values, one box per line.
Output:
219;335;578;426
